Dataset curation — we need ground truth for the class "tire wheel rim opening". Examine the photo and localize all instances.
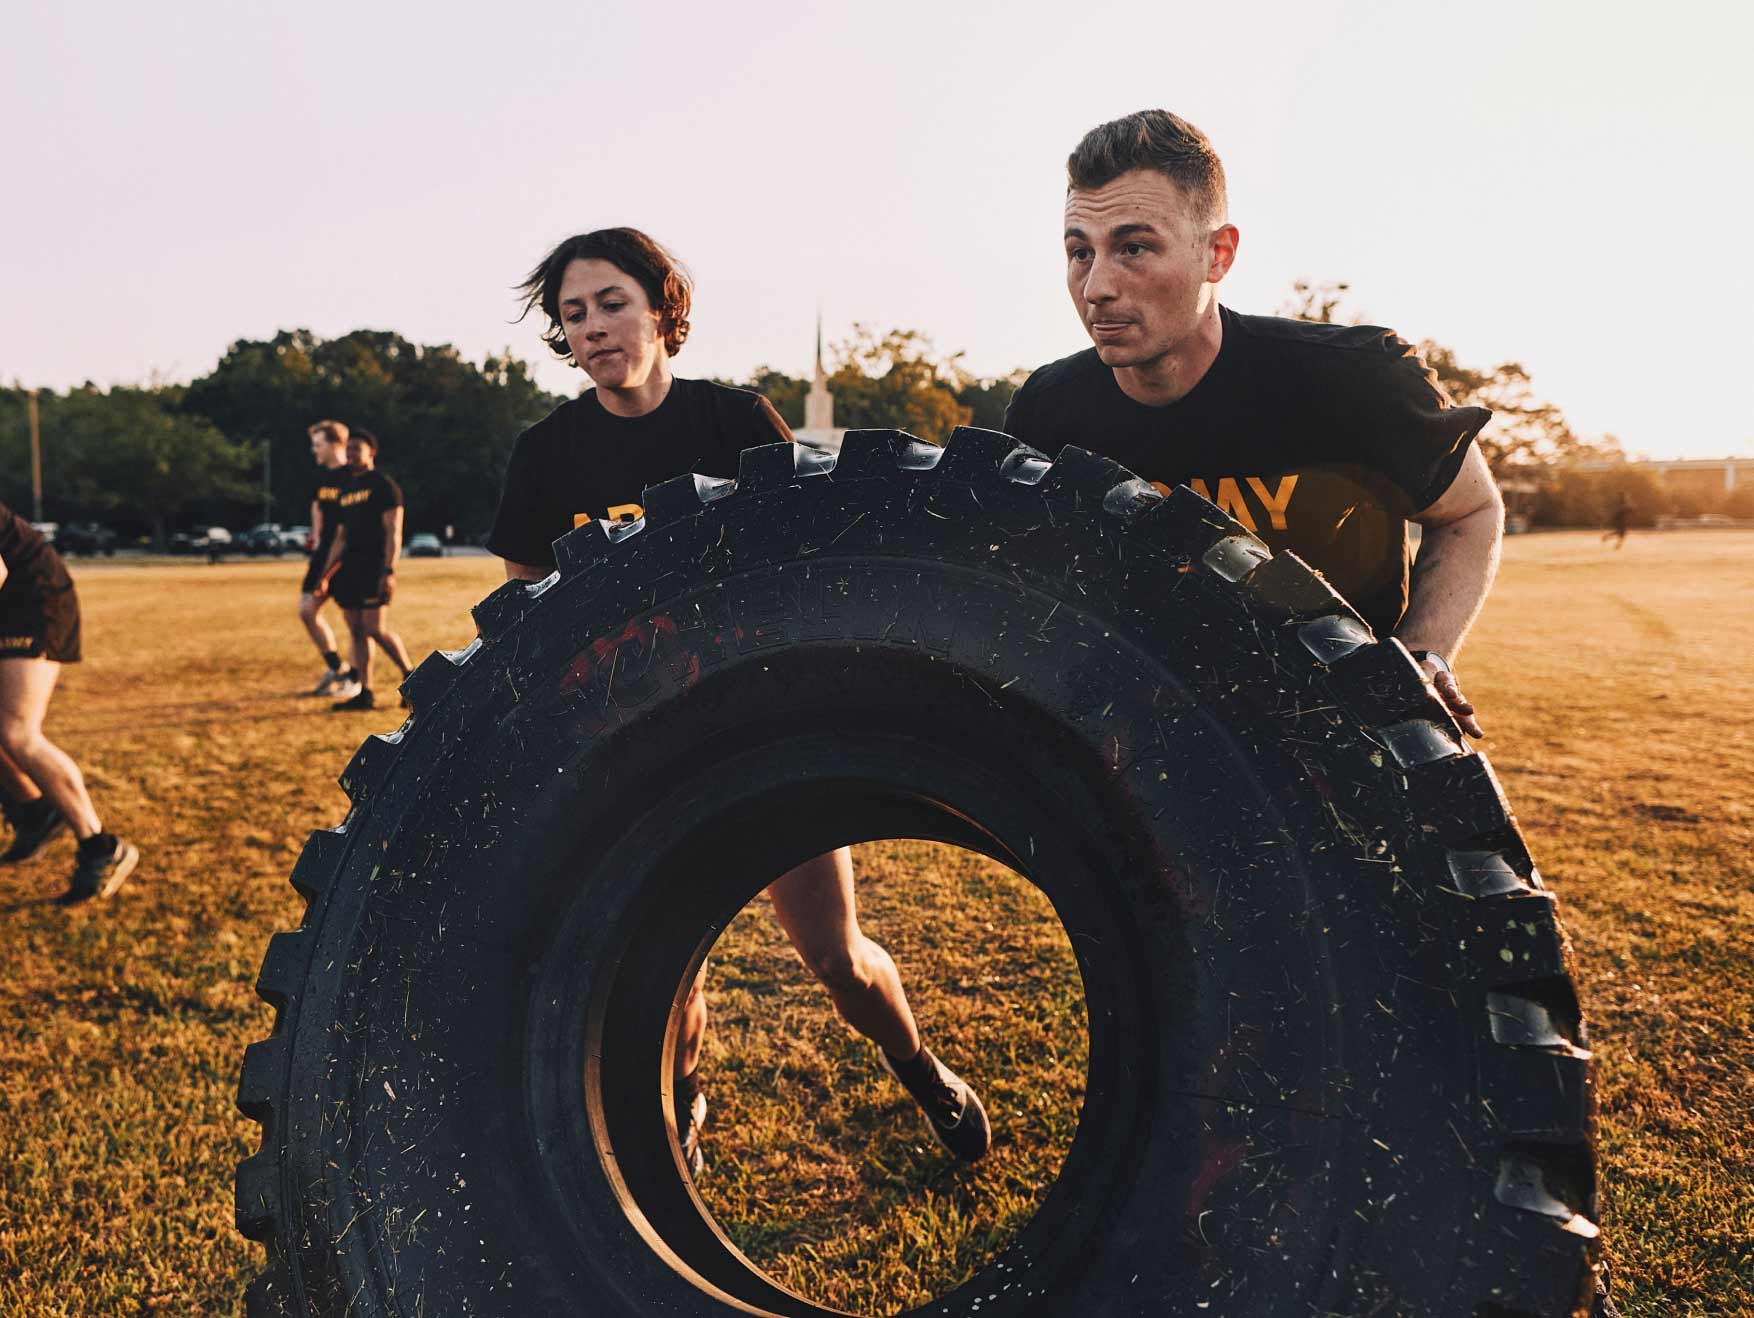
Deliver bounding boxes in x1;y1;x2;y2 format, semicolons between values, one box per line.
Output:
526;734;1143;1318
681;838;1088;1317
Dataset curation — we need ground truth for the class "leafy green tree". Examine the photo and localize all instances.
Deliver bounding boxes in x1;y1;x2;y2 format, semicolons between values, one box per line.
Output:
952;371;1023;433
1278;279;1360;326
1;385;255;544
826;327;972;441
181;330;564;536
734;368;808;429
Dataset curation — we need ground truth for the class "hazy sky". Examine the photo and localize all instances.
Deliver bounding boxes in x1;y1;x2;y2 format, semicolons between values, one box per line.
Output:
5;1;1750;460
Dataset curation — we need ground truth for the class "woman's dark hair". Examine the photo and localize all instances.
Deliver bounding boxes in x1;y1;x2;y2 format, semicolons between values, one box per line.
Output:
516;228;693;363
1067;110;1228;224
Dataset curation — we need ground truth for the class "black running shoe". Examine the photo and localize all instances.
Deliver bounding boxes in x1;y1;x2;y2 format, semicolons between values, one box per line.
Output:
2;798;67;863
676;1072;708;1176
879;1043;991;1162
60;834;139;903
332;688;375;712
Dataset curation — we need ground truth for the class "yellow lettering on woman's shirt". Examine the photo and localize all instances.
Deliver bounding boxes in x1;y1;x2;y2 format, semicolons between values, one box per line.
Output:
575;504;644;528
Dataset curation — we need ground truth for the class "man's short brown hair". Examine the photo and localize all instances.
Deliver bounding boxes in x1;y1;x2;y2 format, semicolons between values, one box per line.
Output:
309;419;349;446
1067;110;1228;224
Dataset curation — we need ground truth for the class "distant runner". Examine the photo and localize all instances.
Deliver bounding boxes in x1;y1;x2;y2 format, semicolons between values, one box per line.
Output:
1602;491;1632;549
299;420;359;698
0;501;140;901
314;430;414;712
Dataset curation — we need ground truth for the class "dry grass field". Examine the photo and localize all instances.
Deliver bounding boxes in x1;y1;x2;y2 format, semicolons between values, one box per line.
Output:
0;529;1749;1317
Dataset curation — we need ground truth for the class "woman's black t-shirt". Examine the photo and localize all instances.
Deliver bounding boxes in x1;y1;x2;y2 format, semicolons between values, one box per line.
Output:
1001;306;1491;637
488;378;793;570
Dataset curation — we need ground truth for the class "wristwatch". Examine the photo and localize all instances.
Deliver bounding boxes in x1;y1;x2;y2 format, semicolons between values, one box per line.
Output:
1410;649;1452;676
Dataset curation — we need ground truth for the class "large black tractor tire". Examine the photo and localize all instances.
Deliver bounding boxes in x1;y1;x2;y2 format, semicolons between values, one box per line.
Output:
237;428;1598;1318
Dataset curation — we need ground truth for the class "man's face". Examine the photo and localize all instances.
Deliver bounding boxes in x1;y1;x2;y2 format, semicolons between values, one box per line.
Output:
346;438;375;471
1063;169;1233;369
310;432;344;467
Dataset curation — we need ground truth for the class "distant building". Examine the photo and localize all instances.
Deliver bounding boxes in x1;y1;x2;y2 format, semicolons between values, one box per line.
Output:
794;316;845;451
1573;455;1753;497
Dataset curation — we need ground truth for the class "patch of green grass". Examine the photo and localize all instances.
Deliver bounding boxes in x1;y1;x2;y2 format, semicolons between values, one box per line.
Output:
693;846;1086;1314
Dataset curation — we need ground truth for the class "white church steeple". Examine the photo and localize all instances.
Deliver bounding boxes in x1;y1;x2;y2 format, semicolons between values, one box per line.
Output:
797;310;844;449
803;311;834;433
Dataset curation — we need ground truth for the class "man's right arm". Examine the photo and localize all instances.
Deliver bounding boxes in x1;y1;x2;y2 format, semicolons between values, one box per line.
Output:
312;527;346;598
307;498;321;552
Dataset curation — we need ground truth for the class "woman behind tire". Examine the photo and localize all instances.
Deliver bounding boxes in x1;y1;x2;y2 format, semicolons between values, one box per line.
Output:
486;228;990;1173
0;502;139;900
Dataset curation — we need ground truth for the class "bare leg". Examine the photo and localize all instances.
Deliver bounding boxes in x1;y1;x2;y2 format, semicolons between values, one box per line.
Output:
0;658;103;838
361;606;414;680
767;847;921;1060
343;608;372;689
299;592;338;658
677;963;708;1082
0;745;43;802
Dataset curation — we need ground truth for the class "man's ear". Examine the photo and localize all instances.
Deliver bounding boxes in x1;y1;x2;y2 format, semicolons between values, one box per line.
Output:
1208;224;1240;283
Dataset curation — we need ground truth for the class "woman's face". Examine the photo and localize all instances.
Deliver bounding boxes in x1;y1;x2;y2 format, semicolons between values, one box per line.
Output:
558;257;667;390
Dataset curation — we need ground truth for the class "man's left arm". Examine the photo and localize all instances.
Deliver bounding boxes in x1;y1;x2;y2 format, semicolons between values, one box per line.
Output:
1397;442;1503;739
380;505;403;601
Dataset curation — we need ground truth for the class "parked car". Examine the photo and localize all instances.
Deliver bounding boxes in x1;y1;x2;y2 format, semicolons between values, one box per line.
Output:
170;527;234;557
52;523;118;556
237;523;289;556
281;525;313;552
406;533;444;558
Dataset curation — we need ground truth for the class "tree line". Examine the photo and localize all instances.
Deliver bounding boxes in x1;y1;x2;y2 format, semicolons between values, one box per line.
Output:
3;290;1659;545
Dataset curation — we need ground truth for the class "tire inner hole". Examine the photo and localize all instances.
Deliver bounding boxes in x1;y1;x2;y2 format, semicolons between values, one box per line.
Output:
670;839;1089;1317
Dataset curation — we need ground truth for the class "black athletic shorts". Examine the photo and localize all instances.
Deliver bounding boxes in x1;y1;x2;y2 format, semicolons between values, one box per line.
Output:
300;550;330;596
0;551;82;664
330;559;388;610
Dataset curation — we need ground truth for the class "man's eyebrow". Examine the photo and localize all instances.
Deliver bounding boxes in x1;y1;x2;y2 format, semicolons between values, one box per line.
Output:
1063;221;1163;243
560;284;629;307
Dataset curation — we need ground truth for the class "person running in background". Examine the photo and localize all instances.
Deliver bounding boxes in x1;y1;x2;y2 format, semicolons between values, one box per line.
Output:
0;501;140;901
314;430;415;712
1602;491;1633;548
299;420;360;698
490;227;991;1175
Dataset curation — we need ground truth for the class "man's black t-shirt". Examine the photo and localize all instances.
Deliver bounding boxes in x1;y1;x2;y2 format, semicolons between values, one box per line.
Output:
310;469;348;560
1002;306;1491;636
336;469;402;566
489;378;793;570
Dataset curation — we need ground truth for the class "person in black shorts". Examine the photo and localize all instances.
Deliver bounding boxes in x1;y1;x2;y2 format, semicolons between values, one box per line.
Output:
313;430;414;712
299;420;360;698
0;502;139;900
1006;109;1623;1318
489;227;991;1173
1003;109;1502;738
